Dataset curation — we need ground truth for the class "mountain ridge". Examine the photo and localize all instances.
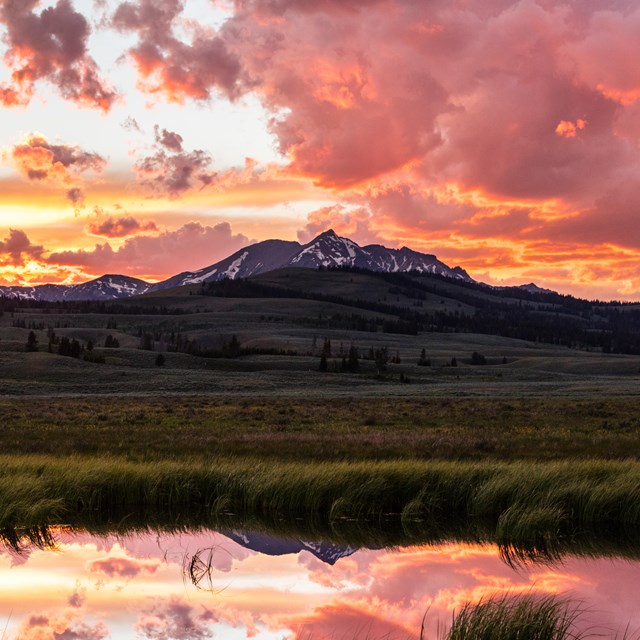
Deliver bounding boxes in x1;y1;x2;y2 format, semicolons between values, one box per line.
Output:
151;228;474;292
0;229;542;301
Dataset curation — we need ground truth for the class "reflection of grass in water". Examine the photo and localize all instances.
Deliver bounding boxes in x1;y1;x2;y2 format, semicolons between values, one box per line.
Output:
3;456;640;564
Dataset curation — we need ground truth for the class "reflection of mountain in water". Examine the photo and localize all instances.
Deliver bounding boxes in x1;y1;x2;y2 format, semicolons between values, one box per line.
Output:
224;530;361;565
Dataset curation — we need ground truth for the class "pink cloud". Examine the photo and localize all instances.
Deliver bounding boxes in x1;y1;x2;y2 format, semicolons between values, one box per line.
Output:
562;7;640;106
47;221;252;278
0;0;117;110
224;9;450;187
106;0;640;208
111;0;242;103
218;0;640;298
555;118;587;138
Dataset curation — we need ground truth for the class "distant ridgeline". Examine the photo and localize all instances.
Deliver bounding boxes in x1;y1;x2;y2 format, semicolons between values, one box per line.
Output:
2;265;640;355
195;266;640;354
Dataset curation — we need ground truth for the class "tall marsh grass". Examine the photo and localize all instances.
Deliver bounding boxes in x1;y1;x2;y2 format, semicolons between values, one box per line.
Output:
2;456;640;557
441;593;637;640
443;594;583;640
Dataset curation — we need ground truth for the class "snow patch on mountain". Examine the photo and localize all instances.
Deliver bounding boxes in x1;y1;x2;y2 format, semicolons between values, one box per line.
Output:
222;251;249;278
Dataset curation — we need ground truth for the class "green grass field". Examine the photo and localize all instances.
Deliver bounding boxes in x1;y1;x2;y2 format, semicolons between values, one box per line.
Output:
0;394;639;460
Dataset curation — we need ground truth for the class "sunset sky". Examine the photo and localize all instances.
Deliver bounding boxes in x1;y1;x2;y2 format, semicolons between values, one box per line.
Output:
1;0;640;299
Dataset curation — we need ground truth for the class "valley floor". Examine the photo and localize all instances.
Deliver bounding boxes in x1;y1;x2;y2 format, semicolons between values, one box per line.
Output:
2;392;639;461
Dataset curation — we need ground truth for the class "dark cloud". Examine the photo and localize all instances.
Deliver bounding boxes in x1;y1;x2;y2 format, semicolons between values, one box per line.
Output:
86;215;158;237
66;187;85;207
135;596;215;640
0;229;45;266
112;0;242;103
154;125;183;152
134;126;216;197
0;0;117;110
67;584;86;608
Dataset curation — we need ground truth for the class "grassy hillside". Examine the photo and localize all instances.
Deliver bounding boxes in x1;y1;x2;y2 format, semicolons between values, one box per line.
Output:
1;267;640;399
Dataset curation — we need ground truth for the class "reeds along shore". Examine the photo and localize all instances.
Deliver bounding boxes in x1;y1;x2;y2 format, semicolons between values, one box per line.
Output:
440;593;635;640
2;456;640;549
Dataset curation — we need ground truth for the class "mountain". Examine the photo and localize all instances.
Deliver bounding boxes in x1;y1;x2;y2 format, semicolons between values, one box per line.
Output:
0;230;472;301
0;274;150;301
150;229;473;291
148;239;301;292
517;282;555;295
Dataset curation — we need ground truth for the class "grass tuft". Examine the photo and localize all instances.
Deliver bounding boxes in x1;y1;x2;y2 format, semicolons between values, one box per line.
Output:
444;594;582;640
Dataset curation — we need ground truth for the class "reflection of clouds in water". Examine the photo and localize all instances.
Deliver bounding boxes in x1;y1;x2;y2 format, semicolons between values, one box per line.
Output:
14;609;109;640
135;596;216;640
279;545;640;639
287;601;417;640
68;580;86;608
0;533;639;639
88;554;162;580
298;553;368;590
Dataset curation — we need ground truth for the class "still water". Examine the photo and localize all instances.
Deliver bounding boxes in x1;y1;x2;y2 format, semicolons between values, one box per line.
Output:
1;528;639;639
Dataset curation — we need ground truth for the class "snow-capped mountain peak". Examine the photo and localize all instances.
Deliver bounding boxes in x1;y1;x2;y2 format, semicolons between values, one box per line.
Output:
0;274;151;302
0;230;474;300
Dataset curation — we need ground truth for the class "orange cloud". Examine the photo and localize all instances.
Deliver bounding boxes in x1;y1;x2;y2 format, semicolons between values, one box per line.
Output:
9;133;106;209
555;119;587;138
11;134;106;184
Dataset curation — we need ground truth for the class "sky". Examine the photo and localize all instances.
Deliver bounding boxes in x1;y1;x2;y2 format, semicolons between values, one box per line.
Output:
1;531;639;639
0;0;640;300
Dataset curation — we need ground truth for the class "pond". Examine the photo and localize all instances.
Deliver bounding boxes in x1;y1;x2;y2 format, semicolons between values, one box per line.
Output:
1;527;639;639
